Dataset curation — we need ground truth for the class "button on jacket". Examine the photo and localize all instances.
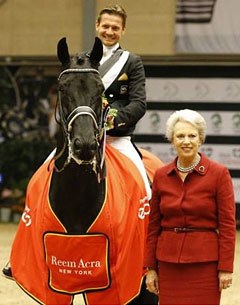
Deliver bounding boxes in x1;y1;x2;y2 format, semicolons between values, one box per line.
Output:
144;153;236;272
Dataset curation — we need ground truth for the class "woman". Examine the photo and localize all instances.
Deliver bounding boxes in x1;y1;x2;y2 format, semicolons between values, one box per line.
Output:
144;109;236;305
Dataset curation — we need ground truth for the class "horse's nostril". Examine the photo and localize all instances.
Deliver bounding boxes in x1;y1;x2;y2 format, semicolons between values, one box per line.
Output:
73;138;97;160
73;138;96;151
74;138;82;150
89;141;98;152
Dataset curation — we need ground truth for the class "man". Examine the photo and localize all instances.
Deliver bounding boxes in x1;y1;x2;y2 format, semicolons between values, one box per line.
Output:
96;5;151;200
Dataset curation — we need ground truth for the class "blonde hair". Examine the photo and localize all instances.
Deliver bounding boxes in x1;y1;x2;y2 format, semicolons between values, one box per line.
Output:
96;4;127;29
165;109;207;143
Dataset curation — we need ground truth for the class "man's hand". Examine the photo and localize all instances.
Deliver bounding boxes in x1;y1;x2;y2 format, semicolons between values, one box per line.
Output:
105;108;118;131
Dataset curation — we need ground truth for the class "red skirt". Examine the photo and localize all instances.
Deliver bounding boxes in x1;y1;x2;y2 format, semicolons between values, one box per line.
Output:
158;261;221;305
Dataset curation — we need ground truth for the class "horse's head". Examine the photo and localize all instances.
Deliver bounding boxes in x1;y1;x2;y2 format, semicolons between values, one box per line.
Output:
55;37;106;175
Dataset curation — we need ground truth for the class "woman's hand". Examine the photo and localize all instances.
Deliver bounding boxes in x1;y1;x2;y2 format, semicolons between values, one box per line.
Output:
219;271;233;291
145;269;159;295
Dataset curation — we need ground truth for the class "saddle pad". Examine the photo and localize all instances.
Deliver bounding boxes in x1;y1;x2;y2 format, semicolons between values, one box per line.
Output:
44;232;110;294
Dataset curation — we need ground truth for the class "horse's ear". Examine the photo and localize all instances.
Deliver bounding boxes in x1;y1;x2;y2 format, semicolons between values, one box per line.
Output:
89;37;103;65
57;37;70;67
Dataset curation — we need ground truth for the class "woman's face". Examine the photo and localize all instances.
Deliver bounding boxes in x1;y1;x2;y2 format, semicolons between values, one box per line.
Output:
172;121;201;161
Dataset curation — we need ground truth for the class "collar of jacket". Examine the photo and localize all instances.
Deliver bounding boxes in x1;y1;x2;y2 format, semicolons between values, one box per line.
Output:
102;43;120;56
166;153;210;176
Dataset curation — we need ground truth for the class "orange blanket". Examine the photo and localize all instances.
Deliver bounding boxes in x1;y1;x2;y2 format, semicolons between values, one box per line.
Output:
10;145;162;305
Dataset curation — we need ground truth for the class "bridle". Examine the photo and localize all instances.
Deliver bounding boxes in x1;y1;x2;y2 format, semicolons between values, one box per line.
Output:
54;68;109;179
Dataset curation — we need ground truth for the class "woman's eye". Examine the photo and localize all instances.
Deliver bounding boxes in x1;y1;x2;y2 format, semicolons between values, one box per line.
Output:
177;135;184;140
189;135;196;139
176;134;197;141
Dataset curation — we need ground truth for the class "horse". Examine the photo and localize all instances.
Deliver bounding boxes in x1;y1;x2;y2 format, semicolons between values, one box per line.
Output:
5;37;163;305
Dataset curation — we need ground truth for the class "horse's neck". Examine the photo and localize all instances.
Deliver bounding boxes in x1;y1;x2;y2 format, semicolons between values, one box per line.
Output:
49;164;105;234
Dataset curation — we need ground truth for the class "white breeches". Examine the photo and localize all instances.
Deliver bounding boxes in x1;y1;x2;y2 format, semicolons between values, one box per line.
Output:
106;136;152;201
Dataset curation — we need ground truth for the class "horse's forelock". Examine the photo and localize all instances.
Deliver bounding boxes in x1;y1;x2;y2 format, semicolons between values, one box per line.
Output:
70;52;94;69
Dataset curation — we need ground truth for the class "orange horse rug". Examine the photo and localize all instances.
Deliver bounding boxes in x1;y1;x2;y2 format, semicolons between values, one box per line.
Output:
10;145;163;305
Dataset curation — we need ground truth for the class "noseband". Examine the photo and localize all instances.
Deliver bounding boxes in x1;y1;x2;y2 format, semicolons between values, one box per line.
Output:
55;68;108;178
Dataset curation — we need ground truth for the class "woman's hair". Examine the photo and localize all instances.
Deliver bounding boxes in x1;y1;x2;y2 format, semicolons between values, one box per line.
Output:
165;109;207;143
96;5;127;29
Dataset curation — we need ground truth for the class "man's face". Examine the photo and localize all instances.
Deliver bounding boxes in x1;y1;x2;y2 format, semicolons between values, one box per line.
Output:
96;13;125;47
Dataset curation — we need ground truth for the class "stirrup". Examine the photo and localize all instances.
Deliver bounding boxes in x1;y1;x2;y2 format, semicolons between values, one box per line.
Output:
2;262;13;280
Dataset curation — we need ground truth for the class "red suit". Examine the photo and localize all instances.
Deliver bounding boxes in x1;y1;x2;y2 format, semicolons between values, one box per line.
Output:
144;153;236;304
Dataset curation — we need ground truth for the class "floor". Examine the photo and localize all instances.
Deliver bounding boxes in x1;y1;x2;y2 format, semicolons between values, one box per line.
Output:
0;223;239;305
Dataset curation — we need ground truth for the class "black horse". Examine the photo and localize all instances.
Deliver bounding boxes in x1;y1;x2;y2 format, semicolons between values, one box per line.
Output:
4;37;159;305
50;37;107;234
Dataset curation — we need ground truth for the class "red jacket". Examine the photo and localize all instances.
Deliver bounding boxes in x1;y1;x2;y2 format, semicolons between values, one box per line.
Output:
144;153;236;273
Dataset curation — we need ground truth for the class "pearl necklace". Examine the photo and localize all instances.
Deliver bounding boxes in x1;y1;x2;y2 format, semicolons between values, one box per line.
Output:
177;154;201;173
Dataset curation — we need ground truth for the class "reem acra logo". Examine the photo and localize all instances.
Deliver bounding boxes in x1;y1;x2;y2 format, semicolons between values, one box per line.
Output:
138;196;150;219
51;256;101;275
21;206;32;227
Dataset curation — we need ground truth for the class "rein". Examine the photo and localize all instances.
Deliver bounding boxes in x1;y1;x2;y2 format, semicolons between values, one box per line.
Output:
55;68;108;180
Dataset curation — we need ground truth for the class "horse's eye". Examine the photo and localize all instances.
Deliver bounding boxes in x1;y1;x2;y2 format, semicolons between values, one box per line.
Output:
58;84;64;92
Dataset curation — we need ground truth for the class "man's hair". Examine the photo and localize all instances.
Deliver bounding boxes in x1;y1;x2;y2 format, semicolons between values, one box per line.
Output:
96;4;127;29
